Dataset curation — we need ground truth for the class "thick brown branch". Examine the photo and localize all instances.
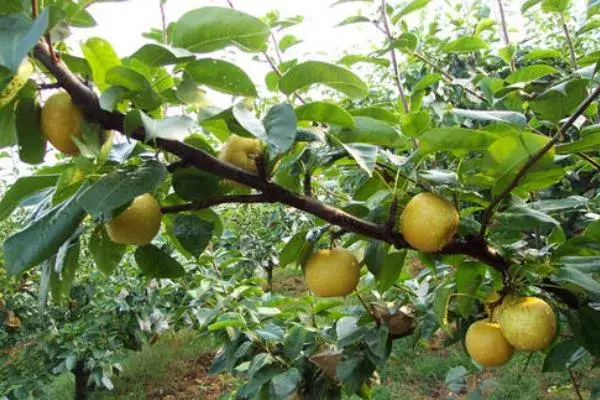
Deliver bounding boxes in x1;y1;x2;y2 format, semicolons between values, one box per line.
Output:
32;40;510;272
480;84;600;236
161;194;272;214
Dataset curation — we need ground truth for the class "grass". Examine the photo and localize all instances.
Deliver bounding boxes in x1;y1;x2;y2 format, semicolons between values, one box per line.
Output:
46;328;600;400
373;339;600;400
47;330;228;400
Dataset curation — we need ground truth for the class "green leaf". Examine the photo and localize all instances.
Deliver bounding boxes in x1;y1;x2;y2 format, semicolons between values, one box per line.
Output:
481;132;560;195
124;110;196;141
341;143;378;175
577;20;600;35
542;340;586;372
3;194;85;276
556;124;600;154
350;107;397;124
530;79;589;123
451;108;527;127
364;240;387;276
283;326;306;360
173;214;214;257
339;54;390;68
278;34;301;52
505;64;559;84
419;128;498;154
553;267;600;297
0;174;58;222
0;10;49;72
336;116;404;146
412;73;442;93
15;81;45;164
81;37;121;91
391;0;431;23
130;43;194;67
135;244;185;278
559;257;600;273
568;306;600;356
279;61;368;99
443;36;489;53
377;250;406;293
475;18;496;35
50;239;80;303
336;15;372;27
88;226;126;276
455;263;486;317
264;103;297;157
105;65;151;92
541;0;570;13
172;167;221;202
171;7;270;53
521;49;562;61
295;101;355;128
391;33;418;52
77;160;167;222
0;100;16;148
185;58;257;97
521;0;543;12
279;230;308;267
401;110;432;137
495;206;560;231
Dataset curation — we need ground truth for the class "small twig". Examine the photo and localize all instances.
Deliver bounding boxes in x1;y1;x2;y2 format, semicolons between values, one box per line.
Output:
480;84;600;236
561;15;577;70
159;0;168;45
496;0;516;71
568;367;583;400
517;352;534;383
225;0;234;7
577;152;600;170
161;194;272;214
38;82;62;90
380;0;409;114
31;0;38;17
386;197;399;233
356;292;378;324
407;49;487;102
303;173;312;197
375;162;430;191
270;32;284;66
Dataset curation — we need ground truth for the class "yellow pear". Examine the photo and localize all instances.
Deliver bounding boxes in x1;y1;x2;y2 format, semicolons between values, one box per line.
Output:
105;193;162;245
41;91;84;156
304;248;359;297
498;297;556;351
399;192;459;252
219;135;262;174
466;320;514;367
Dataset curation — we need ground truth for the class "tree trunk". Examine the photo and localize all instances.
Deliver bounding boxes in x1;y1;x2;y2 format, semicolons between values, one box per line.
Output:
266;260;274;292
73;359;89;400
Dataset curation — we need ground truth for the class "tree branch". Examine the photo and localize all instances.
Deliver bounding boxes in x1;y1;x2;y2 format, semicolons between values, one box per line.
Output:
496;0;516;71
32;40;510;272
380;0;409;114
407;49;487;102
577;152;600;170
560;15;577;70
480;84;600;236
